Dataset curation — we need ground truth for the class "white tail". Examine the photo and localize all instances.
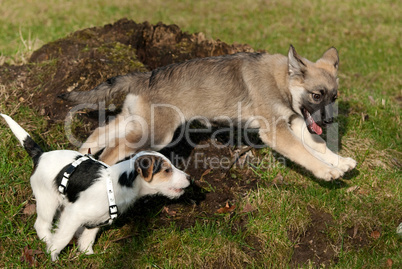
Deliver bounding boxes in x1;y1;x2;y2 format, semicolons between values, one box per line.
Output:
0;114;31;147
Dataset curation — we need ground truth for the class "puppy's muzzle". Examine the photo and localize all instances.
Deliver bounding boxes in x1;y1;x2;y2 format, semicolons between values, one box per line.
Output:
321;104;334;125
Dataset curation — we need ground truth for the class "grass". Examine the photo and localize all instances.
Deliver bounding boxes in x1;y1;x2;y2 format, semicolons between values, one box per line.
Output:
0;0;401;268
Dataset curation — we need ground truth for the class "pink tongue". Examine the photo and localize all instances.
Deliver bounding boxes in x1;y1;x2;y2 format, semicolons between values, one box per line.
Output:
311;121;322;135
304;109;323;135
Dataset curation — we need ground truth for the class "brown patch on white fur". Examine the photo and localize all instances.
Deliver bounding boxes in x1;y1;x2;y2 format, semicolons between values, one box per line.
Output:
134;154;190;198
135;155;174;183
135;155;156;182
151;160;174;183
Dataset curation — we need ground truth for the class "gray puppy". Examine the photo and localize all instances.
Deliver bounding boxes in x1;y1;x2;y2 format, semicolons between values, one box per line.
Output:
61;45;356;181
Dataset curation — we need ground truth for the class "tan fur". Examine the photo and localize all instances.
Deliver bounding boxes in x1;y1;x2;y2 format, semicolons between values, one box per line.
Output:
136;156;174;183
151;160;174;183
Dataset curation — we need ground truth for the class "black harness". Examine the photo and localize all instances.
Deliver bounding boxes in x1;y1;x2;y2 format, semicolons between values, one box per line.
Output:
58;154;118;228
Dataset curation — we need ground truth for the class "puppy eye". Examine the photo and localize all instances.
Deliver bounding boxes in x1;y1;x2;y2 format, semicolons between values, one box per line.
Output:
164;168;172;173
312;93;321;101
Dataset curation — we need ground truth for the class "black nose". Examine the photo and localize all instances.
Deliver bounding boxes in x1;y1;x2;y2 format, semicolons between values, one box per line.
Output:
186;174;191;181
323;104;334;125
323;117;333;125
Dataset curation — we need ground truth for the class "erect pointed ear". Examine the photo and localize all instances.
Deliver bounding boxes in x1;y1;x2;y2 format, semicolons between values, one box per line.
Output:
318;47;339;71
288;45;307;78
135;156;155;182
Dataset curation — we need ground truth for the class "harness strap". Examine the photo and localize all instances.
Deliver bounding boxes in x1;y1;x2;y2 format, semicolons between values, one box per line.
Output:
59;156;91;194
58;154;118;227
106;169;118;220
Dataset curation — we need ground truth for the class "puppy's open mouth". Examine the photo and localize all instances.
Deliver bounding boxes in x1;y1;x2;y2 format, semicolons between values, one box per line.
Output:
170;188;184;193
302;108;322;135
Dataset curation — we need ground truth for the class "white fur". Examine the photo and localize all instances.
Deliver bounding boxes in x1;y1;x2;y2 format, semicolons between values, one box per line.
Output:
288;85;304;117
0;114;30;146
290;116;357;181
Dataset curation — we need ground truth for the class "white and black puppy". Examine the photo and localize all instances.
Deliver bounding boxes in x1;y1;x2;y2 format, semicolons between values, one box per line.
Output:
0;113;190;261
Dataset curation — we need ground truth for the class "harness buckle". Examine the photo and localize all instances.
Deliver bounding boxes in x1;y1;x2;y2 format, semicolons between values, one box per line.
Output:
109;205;118;219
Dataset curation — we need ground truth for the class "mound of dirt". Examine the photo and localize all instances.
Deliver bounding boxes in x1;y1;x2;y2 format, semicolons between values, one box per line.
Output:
0;19;357;267
1;18;255;121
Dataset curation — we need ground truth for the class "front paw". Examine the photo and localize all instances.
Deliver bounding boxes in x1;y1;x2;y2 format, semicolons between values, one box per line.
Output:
314;166;344;181
50;251;59;262
80;246;94;255
337;157;357;172
46;244;58;261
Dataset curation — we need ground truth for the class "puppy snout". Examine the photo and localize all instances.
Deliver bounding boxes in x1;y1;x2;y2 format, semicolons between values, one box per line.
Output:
185;173;191;181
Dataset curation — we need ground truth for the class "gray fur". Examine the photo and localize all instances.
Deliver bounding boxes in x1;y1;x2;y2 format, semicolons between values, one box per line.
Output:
59;73;151;105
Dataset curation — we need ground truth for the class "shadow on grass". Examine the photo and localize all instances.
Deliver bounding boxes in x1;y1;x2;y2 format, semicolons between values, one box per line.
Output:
76;102;358;265
92;181;207;263
336;99;353;151
85;104;358;186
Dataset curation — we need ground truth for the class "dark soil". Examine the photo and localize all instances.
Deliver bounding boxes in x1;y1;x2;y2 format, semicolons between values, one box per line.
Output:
289;206;337;267
0;19;368;267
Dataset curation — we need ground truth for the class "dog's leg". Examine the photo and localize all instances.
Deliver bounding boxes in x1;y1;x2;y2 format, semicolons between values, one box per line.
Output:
98;133;146;165
290;117;357;172
99;105;182;165
34;216;53;245
79;114;124;155
258;119;344;181
79;126;104;154
80;95;149;157
48;207;83;261
33;191;59;245
77;227;99;255
85;104;149;164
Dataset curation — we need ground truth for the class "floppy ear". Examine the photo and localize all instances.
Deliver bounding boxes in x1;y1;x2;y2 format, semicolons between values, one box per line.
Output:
288;44;307;78
135;156;155;182
318;47;339;71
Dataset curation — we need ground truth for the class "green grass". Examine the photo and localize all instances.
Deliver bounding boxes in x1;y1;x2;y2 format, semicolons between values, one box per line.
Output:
0;0;401;268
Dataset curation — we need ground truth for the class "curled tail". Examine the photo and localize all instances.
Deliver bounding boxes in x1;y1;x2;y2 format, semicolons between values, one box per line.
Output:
58;72;151;105
1;114;43;166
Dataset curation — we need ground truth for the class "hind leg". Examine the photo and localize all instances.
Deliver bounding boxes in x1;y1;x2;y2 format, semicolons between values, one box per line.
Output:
77;227;100;255
99;122;179;165
47;207;83;261
33;190;59;245
79;114;124;155
80;94;146;155
99;132;148;165
99;105;183;165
